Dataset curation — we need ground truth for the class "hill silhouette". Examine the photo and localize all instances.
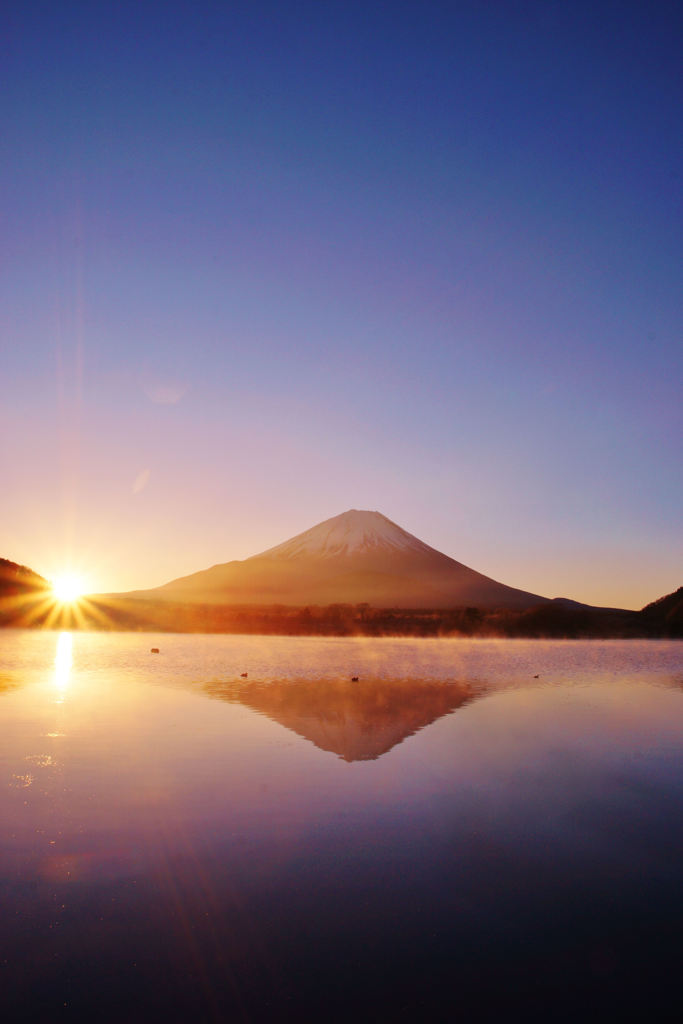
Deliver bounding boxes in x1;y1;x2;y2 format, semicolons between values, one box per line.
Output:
0;558;51;628
0;558;47;596
638;586;683;637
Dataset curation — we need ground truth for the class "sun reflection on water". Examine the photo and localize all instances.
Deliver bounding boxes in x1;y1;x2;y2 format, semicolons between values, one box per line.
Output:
54;632;72;697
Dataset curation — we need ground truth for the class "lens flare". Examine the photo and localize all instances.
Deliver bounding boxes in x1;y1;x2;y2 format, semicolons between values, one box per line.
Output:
52;575;86;604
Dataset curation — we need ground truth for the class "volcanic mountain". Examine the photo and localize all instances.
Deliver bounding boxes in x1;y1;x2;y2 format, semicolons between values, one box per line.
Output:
127;509;548;610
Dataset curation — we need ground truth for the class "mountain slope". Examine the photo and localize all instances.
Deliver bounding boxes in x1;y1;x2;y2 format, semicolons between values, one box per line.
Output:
0;558;48;598
0;558;50;627
126;509;549;610
638;585;683;637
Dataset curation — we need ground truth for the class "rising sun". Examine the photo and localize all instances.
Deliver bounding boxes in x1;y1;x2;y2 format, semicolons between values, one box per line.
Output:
52;574;86;604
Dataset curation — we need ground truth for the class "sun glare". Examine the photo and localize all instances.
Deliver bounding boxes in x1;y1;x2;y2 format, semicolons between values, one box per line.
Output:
52;574;86;604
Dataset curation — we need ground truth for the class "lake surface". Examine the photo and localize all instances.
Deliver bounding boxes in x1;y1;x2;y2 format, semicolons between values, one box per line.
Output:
1;631;681;1021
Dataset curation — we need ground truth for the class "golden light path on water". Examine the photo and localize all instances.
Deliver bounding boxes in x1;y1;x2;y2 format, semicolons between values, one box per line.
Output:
53;631;72;698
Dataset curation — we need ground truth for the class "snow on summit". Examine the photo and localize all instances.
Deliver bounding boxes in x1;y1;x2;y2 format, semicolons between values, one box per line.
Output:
253;509;437;561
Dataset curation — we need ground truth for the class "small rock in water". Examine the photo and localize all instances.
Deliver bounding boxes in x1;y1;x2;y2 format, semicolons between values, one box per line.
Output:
151;648;160;654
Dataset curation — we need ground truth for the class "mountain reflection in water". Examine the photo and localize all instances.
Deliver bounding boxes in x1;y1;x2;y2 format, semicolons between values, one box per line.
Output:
204;676;480;760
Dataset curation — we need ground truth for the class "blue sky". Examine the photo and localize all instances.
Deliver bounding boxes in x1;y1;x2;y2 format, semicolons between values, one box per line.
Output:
1;0;681;606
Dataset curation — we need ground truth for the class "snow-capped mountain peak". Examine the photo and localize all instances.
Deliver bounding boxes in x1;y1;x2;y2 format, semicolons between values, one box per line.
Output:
252;509;438;562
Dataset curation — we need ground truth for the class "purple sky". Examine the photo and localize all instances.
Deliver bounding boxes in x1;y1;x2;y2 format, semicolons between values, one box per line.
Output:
1;1;681;608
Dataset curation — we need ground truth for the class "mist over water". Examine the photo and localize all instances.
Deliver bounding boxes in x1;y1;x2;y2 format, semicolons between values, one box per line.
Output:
1;631;681;1020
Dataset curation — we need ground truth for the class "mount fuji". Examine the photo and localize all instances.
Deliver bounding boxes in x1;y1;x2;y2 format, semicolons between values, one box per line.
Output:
127;509;549;610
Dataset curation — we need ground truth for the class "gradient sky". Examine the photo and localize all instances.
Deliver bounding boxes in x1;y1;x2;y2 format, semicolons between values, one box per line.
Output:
1;0;681;609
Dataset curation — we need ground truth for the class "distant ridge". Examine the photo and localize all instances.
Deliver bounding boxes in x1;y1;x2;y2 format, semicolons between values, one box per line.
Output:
125;509;550;610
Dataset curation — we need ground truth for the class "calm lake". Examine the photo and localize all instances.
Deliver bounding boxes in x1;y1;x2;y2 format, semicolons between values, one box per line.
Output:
1;631;681;1021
